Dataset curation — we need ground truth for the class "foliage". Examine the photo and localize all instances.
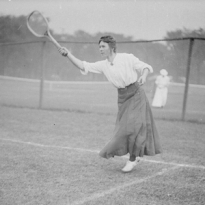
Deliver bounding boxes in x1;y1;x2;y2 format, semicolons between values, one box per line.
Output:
165;28;205;84
0;15;205;84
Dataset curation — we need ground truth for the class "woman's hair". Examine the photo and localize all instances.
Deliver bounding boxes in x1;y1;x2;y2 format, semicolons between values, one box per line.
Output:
99;35;117;53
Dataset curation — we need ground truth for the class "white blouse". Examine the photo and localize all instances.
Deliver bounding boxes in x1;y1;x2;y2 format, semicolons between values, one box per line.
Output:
81;53;153;88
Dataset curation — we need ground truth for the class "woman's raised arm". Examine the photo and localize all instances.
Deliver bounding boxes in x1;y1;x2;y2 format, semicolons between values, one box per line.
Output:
58;47;84;71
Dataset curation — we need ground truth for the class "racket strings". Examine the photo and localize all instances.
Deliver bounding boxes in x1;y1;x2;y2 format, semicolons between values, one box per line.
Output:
28;11;48;36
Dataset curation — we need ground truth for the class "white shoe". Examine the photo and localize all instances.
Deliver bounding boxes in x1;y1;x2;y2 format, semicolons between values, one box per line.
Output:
122;160;137;172
136;157;141;162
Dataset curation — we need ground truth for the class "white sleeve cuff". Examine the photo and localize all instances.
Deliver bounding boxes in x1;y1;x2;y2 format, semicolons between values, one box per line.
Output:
142;65;153;74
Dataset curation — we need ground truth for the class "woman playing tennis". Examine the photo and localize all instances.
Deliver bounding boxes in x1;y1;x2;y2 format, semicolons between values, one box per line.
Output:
58;35;161;172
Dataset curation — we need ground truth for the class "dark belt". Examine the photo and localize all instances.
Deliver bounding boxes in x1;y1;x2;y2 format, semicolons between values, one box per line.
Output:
118;82;140;93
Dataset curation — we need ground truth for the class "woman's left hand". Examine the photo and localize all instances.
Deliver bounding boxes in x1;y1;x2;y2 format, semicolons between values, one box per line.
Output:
138;75;146;86
138;68;149;86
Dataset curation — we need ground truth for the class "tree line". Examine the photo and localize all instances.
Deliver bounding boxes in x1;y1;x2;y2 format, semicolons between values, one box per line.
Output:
0;15;205;84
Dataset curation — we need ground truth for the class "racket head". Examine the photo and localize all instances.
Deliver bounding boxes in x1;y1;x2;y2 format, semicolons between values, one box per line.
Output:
27;10;49;38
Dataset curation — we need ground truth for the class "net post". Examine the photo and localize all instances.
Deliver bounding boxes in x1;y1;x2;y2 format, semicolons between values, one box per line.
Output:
182;38;194;121
39;41;46;109
0;44;6;75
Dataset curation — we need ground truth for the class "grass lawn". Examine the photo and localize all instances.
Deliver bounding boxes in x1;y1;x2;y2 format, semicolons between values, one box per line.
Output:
0;106;205;205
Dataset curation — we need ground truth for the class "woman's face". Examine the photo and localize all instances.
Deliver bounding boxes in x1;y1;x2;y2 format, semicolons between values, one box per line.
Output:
99;41;112;58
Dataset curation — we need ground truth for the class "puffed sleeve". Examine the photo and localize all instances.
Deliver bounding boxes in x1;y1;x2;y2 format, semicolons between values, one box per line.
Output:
80;61;104;75
130;54;153;74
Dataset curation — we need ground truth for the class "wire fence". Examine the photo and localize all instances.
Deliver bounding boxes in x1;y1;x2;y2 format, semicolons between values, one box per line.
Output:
0;38;205;122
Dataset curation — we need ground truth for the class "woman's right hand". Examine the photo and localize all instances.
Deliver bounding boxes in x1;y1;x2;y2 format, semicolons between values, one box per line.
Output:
58;47;69;57
58;46;84;70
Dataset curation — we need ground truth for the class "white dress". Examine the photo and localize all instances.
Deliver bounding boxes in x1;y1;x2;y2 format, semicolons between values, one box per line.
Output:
152;75;170;108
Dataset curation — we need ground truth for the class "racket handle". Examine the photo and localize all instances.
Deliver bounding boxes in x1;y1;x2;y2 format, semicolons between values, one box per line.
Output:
48;33;62;49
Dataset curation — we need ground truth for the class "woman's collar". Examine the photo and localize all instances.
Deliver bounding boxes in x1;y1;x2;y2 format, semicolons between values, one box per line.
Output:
107;53;117;66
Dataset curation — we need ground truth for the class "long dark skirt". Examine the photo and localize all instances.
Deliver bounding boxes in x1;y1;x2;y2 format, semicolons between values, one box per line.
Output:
99;82;162;159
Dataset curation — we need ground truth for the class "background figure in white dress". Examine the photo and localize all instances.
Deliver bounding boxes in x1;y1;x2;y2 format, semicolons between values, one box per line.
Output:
152;69;170;108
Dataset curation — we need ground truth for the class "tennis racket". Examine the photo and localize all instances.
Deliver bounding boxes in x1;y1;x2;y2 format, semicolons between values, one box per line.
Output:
27;10;61;49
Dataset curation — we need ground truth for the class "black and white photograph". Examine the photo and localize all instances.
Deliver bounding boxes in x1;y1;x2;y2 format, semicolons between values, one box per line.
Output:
0;0;205;204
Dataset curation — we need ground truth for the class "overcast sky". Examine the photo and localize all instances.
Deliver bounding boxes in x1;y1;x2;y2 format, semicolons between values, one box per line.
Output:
1;0;205;40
